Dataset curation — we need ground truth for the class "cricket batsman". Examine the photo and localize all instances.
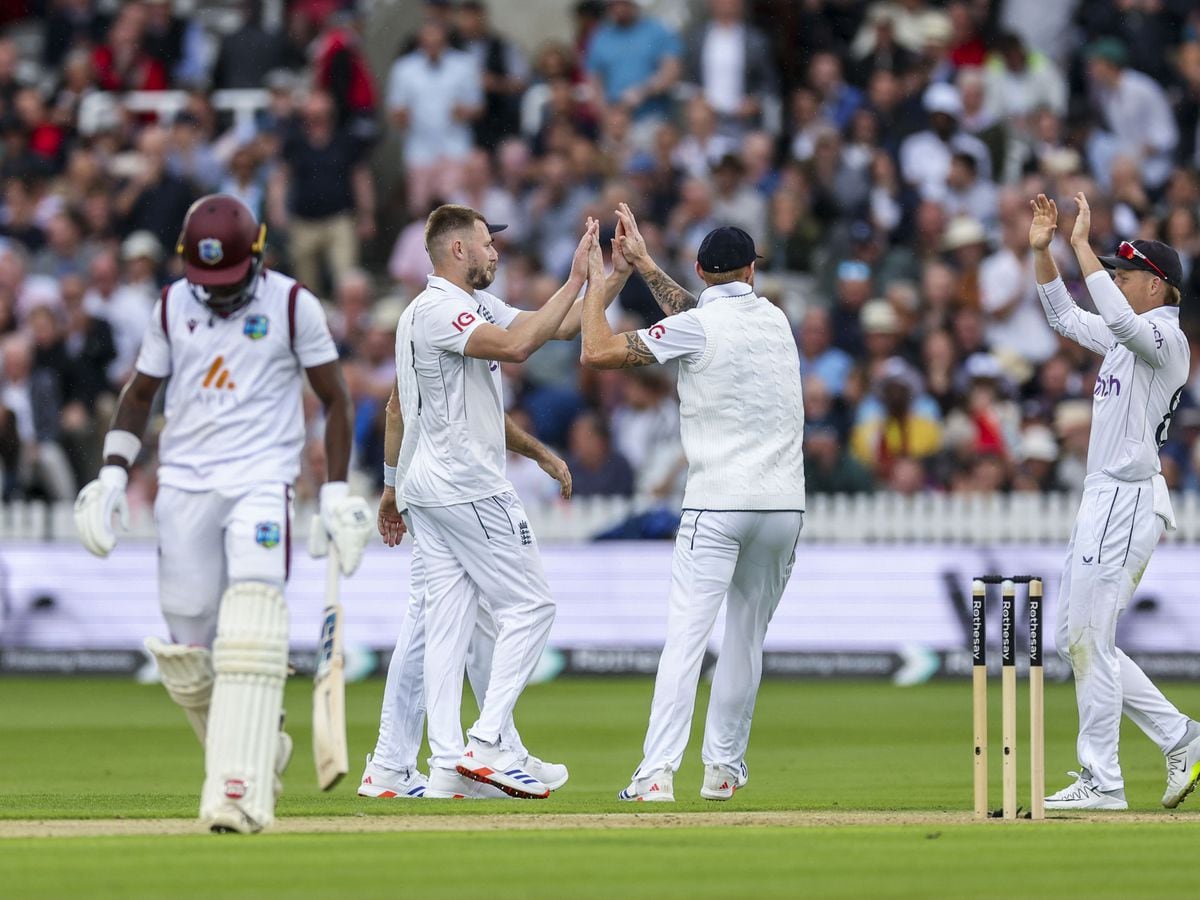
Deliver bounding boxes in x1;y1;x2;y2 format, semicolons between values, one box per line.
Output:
1030;192;1200;810
73;194;373;832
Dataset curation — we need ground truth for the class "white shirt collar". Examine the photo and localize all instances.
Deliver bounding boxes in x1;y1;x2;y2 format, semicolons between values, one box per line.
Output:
1145;304;1180;322
696;280;755;308
427;274;477;304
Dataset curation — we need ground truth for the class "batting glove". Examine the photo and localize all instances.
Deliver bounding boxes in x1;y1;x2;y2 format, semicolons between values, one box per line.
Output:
74;465;130;557
311;481;373;575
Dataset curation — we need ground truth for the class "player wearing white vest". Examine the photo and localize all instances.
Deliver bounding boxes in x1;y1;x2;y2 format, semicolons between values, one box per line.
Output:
580;205;805;802
1030;193;1200;811
73;195;372;833
358;300;575;799
402;206;625;799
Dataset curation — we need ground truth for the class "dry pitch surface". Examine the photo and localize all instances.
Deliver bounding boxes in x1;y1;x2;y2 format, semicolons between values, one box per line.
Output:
4;809;1198;838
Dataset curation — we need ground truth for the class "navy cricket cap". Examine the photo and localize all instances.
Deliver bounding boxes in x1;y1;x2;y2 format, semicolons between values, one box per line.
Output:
486;223;508;234
1098;239;1183;289
696;226;762;274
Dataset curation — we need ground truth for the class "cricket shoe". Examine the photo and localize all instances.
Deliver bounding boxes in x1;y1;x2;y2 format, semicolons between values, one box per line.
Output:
1044;770;1128;811
618;769;674;802
520;754;569;791
457;739;550;799
1162;722;1200;808
206;805;261;834
358;753;428;799
700;761;749;801
425;766;511;799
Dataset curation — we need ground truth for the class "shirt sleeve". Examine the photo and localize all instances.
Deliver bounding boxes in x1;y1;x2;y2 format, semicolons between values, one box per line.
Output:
657;21;683;60
292;288;340;368
1085;271;1182;368
386;59;409;111
636;309;707;364
425;295;488;355
458;55;484;108
134;298;172;377
1035;276;1112;356
478;291;521;329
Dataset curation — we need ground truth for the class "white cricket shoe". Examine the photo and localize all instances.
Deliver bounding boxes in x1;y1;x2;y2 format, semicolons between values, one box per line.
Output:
207;806;260;834
520;754;569;791
425;766;511;799
618;769;674;802
357;753;428;799
700;761;749;801
1044;771;1128;811
1163;724;1200;808
457;739;550;799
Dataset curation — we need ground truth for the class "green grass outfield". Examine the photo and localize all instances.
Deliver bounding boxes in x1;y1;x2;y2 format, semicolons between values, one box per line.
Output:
4;676;1200;898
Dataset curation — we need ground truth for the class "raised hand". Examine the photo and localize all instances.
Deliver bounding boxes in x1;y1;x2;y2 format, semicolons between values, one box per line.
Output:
1029;193;1058;252
614;202;649;269
586;220;604;281
1071;192;1091;248
611;216;631;275
570;217;601;283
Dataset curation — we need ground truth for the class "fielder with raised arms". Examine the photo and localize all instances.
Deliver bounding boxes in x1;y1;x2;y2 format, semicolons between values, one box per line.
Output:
1030;192;1200;810
73;195;372;833
359;213;630;799
399;206;626;799
581;206;805;802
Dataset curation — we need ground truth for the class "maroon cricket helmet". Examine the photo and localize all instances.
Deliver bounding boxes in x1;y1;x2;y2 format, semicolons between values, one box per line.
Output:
176;194;265;287
176;194;267;314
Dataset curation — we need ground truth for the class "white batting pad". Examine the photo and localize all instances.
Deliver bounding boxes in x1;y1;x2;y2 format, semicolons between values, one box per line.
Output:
144;637;213;745
199;581;289;833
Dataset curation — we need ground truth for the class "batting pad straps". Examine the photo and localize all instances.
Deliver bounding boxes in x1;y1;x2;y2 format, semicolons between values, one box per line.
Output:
144;637;213;746
201;581;289;833
102;429;142;466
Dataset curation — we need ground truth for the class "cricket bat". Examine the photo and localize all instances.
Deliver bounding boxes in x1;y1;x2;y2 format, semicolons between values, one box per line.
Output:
313;544;348;791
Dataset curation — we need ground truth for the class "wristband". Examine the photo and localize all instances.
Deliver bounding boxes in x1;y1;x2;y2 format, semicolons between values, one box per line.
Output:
383;463;397;488
102;430;142;466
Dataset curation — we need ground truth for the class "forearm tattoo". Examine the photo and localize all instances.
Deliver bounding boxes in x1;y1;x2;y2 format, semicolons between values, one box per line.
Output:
622;332;658;368
642;266;696;315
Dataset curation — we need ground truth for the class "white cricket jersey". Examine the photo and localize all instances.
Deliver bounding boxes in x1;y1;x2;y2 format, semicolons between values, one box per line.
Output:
135;270;339;491
401;275;521;507
1037;274;1189;482
394;301;420;487
636;280;806;510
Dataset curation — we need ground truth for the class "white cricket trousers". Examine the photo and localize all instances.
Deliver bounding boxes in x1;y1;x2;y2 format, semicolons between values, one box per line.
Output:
638;509;803;775
1058;473;1188;791
154;483;291;646
371;519;528;772
409;491;555;769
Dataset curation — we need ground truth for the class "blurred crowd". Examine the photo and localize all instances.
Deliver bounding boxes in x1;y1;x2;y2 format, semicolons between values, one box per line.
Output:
2;0;1200;518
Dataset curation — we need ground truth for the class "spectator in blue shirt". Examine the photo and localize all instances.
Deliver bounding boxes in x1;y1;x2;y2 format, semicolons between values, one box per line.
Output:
586;0;681;122
798;307;853;398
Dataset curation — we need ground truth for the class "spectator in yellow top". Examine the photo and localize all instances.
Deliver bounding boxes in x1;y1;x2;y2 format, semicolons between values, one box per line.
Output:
850;357;942;479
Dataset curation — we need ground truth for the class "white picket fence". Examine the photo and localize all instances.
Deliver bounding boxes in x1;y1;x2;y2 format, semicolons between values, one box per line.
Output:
5;492;1200;544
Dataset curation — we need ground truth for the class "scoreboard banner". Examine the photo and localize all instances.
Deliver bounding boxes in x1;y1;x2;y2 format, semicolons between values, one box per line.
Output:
4;542;1200;679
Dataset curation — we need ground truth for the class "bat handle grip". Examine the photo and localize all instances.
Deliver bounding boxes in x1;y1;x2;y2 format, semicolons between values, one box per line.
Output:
325;543;340;597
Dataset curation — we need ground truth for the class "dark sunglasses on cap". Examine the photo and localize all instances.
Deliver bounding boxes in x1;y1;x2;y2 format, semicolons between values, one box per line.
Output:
1117;241;1169;282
